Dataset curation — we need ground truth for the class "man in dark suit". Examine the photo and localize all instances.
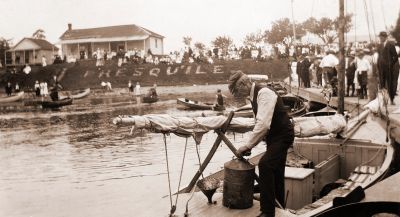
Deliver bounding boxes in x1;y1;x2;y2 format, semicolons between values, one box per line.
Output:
377;31;399;104
302;55;311;88
296;56;304;87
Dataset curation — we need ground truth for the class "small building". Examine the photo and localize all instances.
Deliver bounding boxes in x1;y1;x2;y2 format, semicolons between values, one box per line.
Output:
5;38;59;66
59;23;164;60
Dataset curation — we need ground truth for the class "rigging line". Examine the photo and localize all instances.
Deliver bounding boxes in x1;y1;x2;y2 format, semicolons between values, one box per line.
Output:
380;0;388;30
174;137;189;207
363;0;373;42
194;140;205;179
368;0;377;41
162;133;174;213
345;0;348;43
306;0;316;43
354;0;357;43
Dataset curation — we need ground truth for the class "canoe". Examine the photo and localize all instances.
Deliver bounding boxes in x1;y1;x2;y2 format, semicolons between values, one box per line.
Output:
41;98;73;108
268;82;288;96
142;96;159;103
59;88;90;100
177;98;225;111
232;104;253;118
0;91;24;103
231;95;306;118
282;94;307;117
302;107;337;117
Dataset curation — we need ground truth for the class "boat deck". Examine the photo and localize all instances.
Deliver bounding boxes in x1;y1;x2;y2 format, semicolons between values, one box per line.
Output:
363;171;400;202
153;84;400;217
284;84;400;142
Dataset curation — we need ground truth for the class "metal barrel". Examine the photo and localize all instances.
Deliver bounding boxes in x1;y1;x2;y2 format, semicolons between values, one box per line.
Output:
223;159;255;209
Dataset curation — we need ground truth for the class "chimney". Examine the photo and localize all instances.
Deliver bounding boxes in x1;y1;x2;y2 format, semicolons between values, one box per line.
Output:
68;23;72;31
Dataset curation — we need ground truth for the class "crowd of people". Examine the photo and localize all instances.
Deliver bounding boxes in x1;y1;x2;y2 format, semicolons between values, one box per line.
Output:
295;31;400;105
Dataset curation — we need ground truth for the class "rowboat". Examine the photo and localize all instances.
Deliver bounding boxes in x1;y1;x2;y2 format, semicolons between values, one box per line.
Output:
301;107;337;117
231;95;306;118
59;88;90;100
282;94;307;117
41;98;73;108
0;91;24;103
177;98;225;111
142;96;159;103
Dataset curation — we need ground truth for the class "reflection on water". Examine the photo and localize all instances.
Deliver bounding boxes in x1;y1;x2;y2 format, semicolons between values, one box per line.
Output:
0;91;262;217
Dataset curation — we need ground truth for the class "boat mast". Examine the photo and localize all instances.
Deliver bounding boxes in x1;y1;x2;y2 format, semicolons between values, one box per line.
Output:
289;0;296;93
337;0;345;114
291;0;297;41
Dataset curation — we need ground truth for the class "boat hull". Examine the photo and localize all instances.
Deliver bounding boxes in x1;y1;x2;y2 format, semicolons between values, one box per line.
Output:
177;98;224;111
59;88;90;100
142;96;159;103
0;91;24;103
42;98;73;108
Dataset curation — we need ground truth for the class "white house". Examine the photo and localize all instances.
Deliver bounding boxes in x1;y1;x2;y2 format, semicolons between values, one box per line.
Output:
6;38;58;66
59;23;164;59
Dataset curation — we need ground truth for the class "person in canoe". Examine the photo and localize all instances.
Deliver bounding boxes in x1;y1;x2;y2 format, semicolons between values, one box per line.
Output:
214;89;226;110
50;76;63;101
228;71;294;217
5;82;12;96
147;83;158;98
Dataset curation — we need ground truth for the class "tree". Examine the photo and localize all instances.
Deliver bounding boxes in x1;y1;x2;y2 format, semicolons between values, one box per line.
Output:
264;18;305;44
183;36;192;47
302;14;352;44
0;37;11;66
32;29;46;39
194;42;206;52
391;14;400;44
243;30;264;47
211;35;233;55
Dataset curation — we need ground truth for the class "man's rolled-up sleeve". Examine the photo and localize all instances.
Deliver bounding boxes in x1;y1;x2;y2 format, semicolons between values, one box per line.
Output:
245;88;277;149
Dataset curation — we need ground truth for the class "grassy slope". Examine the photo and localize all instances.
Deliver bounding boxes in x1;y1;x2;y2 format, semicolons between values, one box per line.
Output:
0;59;289;90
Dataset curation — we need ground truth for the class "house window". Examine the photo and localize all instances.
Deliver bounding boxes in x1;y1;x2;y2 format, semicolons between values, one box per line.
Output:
155;39;158;48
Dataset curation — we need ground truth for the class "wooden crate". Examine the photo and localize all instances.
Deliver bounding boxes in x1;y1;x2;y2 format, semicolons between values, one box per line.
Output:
284;167;315;210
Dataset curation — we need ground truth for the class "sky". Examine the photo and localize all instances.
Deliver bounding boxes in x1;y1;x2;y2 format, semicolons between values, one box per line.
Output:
1;0;399;52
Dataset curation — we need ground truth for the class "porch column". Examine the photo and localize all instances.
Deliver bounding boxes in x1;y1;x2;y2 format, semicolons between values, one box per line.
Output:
77;43;80;58
33;49;36;64
143;40;145;53
108;42;111;52
91;42;94;54
24;50;26;64
125;41;127;51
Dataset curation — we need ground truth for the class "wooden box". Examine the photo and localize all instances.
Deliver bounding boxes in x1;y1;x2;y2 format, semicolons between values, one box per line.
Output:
284;167;314;210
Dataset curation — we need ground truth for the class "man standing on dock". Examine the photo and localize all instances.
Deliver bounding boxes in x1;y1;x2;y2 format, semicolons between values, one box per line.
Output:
377;31;399;105
228;71;294;217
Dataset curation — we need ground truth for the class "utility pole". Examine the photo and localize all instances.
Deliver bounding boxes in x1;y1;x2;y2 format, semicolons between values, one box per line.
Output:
338;0;345;114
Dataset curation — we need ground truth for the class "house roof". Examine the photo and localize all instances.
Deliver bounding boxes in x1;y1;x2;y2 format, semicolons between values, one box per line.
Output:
59;24;164;41
10;38;59;51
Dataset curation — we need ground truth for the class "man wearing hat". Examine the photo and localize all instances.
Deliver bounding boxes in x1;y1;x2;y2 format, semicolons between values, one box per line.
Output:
228;71;294;217
346;54;356;97
377;31;399;104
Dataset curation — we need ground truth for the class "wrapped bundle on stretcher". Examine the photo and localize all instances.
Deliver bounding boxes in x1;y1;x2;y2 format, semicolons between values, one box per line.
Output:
113;114;346;138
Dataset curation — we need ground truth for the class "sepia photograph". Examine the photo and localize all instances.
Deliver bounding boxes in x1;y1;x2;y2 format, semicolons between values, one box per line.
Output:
1;0;400;216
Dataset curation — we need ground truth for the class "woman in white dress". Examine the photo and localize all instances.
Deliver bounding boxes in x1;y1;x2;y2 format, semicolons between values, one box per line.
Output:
43;82;49;97
134;82;141;104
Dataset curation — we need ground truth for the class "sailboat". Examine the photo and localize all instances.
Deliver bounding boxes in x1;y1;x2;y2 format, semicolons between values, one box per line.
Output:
111;1;399;216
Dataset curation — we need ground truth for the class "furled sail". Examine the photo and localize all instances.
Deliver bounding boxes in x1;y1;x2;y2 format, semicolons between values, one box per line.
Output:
113;114;346;138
